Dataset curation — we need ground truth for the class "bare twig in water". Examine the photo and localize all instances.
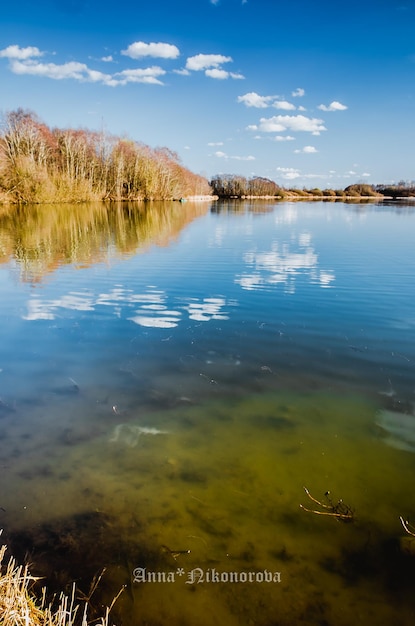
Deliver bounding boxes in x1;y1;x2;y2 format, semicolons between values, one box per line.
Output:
161;545;191;560
199;373;218;384
77;567;106;604
400;516;415;537
300;486;354;522
108;585;126;612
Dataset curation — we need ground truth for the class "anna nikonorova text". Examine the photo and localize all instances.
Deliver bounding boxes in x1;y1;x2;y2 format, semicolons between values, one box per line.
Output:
133;567;281;584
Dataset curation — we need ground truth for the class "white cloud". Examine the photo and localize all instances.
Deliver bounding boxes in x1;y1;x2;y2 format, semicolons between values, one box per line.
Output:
186;53;232;71
214;151;255;161
115;67;166;85
318;100;348;111
87;69;113;83
1;41;242;87
274;135;295;142
276;167;301;180
183;54;243;79
7;57;165;86
205;68;230;79
229;72;244;79
294;146;318;153
249;115;326;134
237;92;275;108
275;168;326;182
273;100;296;111
121;41;180;59
173;68;190;75
362;172;371;177
10;59;92;80
303;173;326;179
0;44;43;59
237;92;294;109
208;141;224;146
292;87;305;97
297;105;306;111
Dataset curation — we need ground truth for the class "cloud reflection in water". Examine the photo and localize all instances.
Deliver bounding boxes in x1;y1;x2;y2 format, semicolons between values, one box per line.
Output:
235;232;335;292
23;286;236;329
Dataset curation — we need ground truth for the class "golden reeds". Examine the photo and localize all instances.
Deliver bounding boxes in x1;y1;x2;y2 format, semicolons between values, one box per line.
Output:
0;537;117;626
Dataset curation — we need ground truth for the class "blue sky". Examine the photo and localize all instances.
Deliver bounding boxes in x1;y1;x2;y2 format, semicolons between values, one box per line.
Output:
1;0;414;188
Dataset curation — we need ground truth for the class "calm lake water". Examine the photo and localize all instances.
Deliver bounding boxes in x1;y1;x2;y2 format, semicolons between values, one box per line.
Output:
0;199;414;625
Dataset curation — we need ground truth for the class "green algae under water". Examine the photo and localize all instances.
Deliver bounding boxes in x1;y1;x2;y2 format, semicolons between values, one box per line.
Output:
2;388;415;626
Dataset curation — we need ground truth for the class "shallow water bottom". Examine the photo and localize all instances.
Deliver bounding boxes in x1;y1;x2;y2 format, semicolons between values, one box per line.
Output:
1;388;415;625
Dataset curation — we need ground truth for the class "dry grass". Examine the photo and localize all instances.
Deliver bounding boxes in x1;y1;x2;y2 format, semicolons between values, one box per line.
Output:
0;538;120;626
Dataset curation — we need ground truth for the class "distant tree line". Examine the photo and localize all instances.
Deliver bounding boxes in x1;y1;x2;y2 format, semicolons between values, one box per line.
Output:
374;183;415;199
209;176;383;199
210;177;415;200
210;174;282;198
0;109;211;203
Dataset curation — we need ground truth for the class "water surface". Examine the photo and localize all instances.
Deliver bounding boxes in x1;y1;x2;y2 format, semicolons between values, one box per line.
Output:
0;200;414;625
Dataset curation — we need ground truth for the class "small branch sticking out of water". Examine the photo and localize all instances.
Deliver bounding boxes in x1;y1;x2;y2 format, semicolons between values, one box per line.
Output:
400;516;415;537
300;486;354;523
161;545;191;561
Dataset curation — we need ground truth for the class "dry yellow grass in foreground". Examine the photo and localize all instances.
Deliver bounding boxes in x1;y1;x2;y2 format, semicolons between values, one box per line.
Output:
0;538;119;626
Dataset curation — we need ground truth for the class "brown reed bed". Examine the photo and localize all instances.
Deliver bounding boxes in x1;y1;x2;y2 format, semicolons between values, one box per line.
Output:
0;535;120;626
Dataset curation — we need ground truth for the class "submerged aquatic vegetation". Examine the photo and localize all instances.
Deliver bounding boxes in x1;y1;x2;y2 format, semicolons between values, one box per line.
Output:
376;409;415;453
300;487;354;523
109;423;168;447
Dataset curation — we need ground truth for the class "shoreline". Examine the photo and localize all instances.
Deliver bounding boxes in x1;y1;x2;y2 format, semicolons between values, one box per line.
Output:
2;194;414;207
